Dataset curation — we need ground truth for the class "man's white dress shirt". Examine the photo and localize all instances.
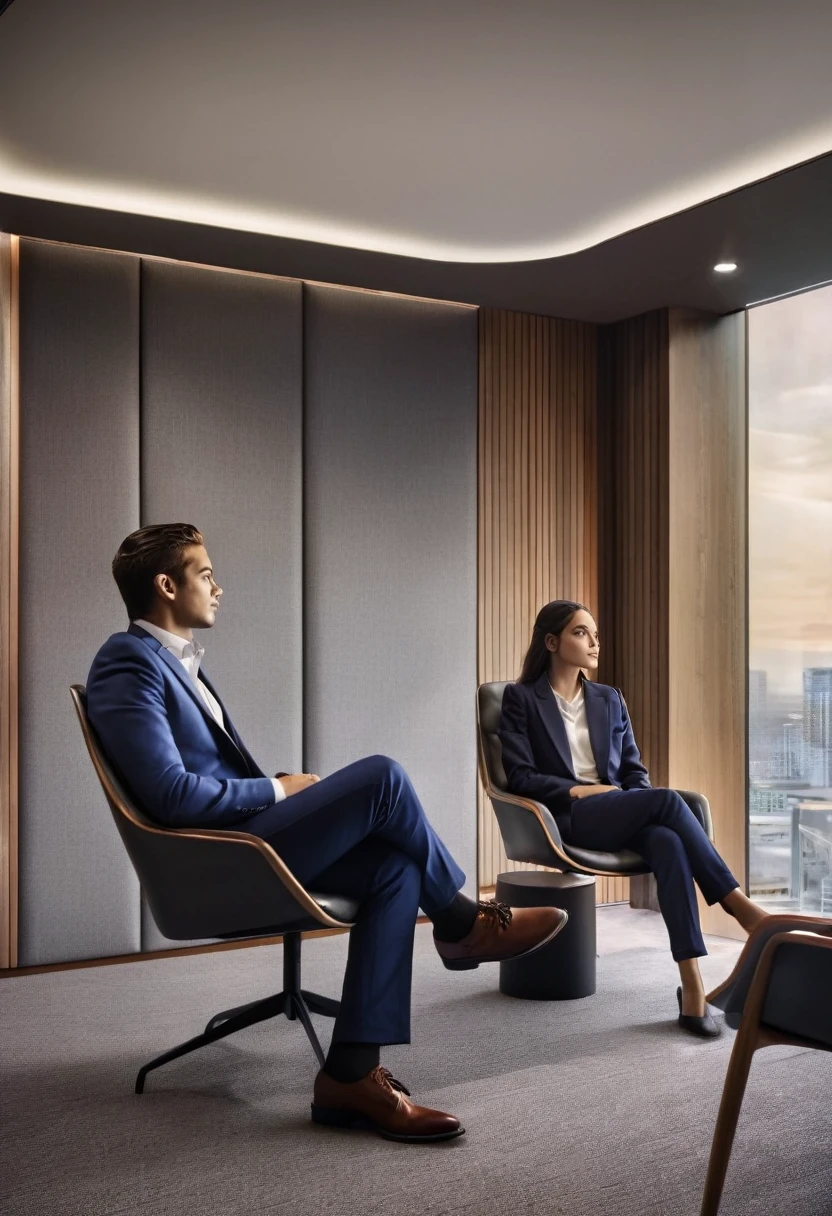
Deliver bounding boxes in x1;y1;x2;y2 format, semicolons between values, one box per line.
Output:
134;619;285;803
551;683;601;784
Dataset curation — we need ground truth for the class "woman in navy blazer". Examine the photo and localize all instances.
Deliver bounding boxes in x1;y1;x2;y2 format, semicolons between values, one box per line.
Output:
499;599;771;1037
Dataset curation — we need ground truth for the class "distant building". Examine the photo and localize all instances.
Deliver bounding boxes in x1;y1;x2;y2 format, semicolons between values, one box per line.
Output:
749;788;789;813
749;669;768;764
783;718;804;780
803;668;832;787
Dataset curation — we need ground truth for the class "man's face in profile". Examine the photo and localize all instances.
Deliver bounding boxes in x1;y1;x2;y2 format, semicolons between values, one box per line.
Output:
162;544;222;631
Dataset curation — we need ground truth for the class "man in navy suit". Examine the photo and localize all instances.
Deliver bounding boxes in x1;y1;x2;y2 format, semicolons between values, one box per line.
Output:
87;523;566;1143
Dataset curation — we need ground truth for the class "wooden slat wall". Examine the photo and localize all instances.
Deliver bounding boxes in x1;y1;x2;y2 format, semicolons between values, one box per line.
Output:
477;308;629;904
0;233;19;969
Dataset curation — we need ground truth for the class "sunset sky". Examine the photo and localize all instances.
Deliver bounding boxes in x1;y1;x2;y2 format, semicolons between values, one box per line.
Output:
749;282;832;695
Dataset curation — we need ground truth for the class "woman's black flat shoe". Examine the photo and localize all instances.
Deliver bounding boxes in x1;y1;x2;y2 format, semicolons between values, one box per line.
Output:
676;986;721;1038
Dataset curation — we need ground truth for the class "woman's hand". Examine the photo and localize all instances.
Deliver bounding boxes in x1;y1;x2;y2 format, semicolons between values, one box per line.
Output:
569;783;621;799
278;773;321;796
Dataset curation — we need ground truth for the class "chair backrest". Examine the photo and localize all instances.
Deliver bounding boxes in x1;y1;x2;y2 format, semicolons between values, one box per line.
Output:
476;681;511;793
762;931;832;1049
710;913;832;1038
70;685;348;939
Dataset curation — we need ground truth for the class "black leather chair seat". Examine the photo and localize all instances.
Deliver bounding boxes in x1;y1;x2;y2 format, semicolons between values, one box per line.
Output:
215;894;362;940
560;845;650;875
308;892;362;923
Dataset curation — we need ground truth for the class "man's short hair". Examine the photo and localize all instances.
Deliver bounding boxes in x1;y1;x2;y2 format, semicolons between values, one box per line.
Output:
112;523;204;620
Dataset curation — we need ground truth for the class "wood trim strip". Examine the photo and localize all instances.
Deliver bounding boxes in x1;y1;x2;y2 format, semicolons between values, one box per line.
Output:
0;921;362;979
0;233;19;969
1;913;436;979
0;916;436;979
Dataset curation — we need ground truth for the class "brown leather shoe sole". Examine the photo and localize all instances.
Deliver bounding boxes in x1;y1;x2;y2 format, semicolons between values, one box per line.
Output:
439;908;569;971
311;1103;466;1143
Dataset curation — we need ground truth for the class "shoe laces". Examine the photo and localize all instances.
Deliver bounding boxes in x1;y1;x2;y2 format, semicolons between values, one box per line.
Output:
370;1066;411;1097
477;899;513;931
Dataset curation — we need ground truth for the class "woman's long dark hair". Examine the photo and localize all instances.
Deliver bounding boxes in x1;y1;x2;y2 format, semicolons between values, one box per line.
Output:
518;600;591;684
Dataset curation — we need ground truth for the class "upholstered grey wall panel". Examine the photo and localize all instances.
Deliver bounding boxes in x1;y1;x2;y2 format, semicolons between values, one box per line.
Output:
18;240;141;965
304;285;478;891
139;260;302;950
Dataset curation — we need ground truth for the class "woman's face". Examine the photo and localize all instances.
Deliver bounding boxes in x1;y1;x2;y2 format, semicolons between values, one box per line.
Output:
545;609;600;671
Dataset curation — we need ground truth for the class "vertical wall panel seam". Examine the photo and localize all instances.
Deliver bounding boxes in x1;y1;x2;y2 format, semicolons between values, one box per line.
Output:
138;261;144;524
0;234;20;967
300;280;309;774
742;308;750;890
10;234;18;965
137;258;145;948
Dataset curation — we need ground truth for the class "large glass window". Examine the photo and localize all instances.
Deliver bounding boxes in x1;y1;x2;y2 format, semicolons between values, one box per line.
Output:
748;284;832;916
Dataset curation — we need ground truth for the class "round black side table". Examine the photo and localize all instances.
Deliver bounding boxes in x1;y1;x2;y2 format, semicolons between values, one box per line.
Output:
495;871;596;1000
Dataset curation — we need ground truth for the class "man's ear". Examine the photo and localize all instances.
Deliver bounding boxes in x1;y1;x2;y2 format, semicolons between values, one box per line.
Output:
154;572;176;602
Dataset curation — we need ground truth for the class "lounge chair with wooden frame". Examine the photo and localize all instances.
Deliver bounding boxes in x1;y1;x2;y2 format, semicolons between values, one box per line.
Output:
700;915;832;1216
477;680;714;879
70;685;357;1094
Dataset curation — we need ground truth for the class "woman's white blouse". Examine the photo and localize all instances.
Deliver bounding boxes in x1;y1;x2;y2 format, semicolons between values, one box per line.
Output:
552;684;600;783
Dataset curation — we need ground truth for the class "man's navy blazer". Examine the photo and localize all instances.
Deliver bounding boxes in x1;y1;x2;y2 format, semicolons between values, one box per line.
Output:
498;673;651;828
86;623;276;827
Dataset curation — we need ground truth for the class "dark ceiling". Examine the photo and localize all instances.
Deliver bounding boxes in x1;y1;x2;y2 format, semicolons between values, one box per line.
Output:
2;150;832;323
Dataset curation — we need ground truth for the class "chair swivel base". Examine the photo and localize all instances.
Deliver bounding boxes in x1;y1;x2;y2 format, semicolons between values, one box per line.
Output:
135;931;339;1093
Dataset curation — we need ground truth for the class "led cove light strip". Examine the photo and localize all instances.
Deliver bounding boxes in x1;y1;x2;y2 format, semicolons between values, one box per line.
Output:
2;122;832;264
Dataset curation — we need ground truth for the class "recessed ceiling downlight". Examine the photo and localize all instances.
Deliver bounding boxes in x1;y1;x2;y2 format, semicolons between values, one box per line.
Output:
713;261;738;274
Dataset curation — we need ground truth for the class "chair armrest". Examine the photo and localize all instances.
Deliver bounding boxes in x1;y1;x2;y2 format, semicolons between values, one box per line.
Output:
674;789;713;841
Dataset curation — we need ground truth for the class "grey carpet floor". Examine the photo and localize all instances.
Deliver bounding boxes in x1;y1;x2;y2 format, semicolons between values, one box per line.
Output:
1;907;830;1216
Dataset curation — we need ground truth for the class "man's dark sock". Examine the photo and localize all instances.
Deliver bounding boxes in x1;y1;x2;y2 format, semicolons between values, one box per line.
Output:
324;1042;381;1083
431;891;480;943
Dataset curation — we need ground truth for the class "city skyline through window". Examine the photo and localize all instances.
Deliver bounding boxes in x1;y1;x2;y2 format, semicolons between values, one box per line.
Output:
748;282;832;917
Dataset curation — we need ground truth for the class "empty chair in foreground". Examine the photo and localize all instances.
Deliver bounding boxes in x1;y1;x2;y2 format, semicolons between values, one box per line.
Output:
701;915;832;1215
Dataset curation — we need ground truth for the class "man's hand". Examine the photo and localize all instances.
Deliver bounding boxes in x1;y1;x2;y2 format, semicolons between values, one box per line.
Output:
569;783;621;799
278;772;321;796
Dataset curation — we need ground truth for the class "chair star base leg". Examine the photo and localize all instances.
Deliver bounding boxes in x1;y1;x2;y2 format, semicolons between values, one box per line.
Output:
135;933;337;1092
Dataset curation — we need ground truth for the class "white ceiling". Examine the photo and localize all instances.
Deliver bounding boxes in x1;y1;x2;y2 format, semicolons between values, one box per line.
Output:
2;0;832;264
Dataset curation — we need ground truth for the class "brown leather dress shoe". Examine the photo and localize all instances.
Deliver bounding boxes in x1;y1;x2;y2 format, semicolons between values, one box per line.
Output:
311;1066;465;1143
434;900;568;971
